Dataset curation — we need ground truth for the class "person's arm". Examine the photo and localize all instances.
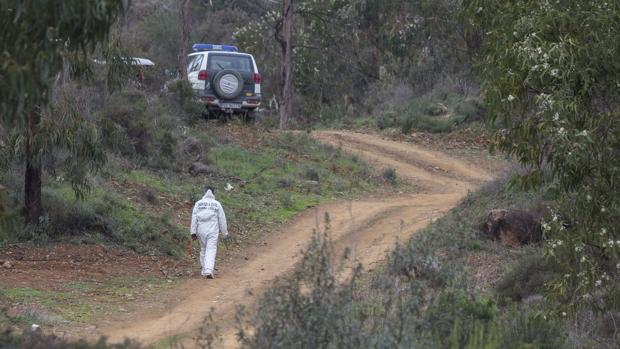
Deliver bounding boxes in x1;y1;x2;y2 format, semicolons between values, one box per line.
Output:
190;203;199;236
218;204;229;237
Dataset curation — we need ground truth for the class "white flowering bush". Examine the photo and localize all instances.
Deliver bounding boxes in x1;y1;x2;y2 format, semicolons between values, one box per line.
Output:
465;0;620;313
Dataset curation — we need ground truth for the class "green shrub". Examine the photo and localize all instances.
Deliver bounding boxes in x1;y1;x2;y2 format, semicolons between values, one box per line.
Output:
17;188;101;243
44;189;100;235
0;328;143;348
316;104;348;127
381;168;397;186
165;79;204;120
494;309;566;349
495;253;561;302
14;184;186;256
426;289;498;345
96;89;201;170
98;117;132;155
277;192;295;209
373;90;478;134
454;98;484;122
91;191;185;256
400;117;415;134
407;114;459;133
430;296;566;349
166;80;194;104
304;167;320;182
376;110;400;130
236;230;369;349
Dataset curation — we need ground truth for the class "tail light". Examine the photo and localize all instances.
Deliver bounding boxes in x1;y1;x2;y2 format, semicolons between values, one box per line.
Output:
252;73;262;84
198;70;208;80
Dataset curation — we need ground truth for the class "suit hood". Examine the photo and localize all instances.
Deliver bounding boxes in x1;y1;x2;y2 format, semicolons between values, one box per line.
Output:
203;189;215;200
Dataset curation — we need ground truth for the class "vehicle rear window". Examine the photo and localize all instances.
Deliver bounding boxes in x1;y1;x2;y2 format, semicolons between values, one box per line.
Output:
187;54;204;73
207;54;253;72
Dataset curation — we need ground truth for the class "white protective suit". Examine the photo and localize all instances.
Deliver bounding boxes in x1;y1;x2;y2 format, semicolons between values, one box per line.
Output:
190;189;228;276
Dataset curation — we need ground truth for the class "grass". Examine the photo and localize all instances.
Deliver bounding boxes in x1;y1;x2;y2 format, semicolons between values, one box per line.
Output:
185;132;383;226
111;129;385;230
153;334;189;349
120;170;173;194
38;184;186;256
107;130;385;232
0;277;181;325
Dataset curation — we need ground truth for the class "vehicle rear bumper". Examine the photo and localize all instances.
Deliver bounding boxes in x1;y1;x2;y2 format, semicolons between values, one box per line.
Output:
195;92;261;110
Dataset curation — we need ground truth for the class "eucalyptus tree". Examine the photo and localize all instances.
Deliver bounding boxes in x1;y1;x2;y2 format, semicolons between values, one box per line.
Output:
277;0;294;129
464;0;620;313
0;1;124;225
234;0;468;121
178;0;191;80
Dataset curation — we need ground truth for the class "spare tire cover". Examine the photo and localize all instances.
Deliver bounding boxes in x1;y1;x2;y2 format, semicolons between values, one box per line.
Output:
213;70;244;99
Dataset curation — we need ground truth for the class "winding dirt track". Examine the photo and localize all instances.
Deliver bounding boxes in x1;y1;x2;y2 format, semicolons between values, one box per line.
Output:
98;131;491;348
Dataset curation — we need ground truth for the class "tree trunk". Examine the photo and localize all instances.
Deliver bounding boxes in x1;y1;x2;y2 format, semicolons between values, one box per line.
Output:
24;109;42;225
178;0;191;80
278;0;294;129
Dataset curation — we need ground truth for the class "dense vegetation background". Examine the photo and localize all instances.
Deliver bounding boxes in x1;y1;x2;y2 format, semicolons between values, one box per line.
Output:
1;0;619;348
115;0;484;129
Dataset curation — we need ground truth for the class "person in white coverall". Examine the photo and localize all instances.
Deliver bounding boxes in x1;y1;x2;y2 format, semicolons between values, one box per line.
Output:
190;186;229;279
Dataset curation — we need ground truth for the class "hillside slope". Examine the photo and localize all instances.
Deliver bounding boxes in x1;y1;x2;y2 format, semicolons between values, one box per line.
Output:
92;131;492;347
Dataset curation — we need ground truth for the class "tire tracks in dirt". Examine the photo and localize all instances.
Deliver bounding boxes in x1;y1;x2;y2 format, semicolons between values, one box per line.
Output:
95;131;492;348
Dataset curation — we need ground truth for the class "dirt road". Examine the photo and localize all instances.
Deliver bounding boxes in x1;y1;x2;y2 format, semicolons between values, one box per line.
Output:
98;131;491;347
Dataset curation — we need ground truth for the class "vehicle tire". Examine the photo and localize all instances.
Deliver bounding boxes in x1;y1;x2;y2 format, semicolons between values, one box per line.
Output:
212;70;244;100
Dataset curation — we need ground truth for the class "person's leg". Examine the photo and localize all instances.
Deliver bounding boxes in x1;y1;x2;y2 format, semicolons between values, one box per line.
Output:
198;231;208;275
203;232;219;276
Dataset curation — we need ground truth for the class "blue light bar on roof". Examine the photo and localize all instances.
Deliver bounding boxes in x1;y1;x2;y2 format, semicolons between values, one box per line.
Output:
192;43;239;52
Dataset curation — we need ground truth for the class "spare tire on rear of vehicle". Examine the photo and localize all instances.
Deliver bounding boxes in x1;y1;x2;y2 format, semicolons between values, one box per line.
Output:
213;69;244;100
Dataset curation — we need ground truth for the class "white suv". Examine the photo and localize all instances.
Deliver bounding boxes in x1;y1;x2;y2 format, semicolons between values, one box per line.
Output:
187;44;261;118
